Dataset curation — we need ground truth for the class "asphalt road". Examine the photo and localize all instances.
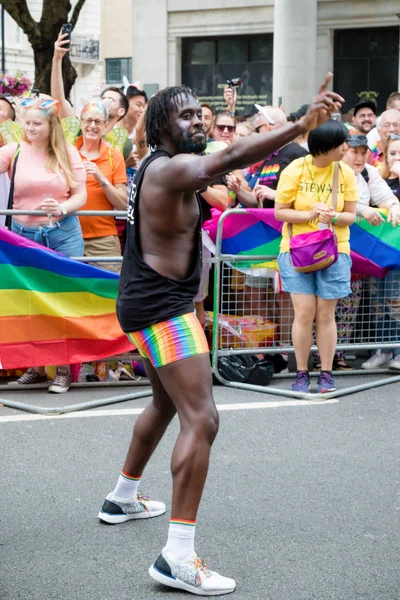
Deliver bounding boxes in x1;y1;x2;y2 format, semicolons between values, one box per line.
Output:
1;377;399;600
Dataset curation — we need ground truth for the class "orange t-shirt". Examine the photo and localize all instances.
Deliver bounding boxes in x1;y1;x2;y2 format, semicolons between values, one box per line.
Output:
76;137;127;238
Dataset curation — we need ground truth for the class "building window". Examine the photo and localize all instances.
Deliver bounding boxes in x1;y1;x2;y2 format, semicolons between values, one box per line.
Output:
334;27;399;114
106;58;132;84
182;35;273;116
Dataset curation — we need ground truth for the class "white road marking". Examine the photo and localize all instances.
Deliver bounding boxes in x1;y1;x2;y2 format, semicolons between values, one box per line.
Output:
0;399;339;424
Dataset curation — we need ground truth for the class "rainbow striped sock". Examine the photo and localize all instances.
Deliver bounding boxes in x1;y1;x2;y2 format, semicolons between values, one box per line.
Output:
164;519;196;562
112;470;142;500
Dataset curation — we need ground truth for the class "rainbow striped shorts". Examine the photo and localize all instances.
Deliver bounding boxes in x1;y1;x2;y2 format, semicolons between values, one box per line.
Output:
127;312;209;368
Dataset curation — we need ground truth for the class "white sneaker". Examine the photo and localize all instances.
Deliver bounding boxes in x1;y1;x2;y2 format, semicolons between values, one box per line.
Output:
388;355;400;371
361;350;392;370
149;550;236;596
98;492;166;524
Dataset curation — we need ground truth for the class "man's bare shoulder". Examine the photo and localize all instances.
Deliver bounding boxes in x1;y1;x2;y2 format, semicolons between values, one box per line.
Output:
146;152;201;179
143;153;205;199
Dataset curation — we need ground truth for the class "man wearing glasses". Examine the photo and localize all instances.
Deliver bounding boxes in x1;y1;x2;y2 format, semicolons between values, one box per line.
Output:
368;108;400;172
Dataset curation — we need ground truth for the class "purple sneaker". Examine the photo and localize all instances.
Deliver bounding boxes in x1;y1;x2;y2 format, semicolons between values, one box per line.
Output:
317;371;336;393
292;370;310;393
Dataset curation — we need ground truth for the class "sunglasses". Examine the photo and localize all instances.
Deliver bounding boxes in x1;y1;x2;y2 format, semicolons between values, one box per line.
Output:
20;97;60;113
81;117;106;126
215;124;235;133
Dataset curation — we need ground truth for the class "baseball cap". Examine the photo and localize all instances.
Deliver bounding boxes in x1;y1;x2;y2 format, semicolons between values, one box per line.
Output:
289;104;309;121
0;95;16;121
347;134;369;148
353;100;377;117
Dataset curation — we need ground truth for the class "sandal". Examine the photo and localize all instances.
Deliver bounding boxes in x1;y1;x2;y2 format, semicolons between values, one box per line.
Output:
15;367;48;385
333;356;353;371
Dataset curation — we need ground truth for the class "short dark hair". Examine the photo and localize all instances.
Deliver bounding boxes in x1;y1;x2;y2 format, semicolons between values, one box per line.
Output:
145;85;194;147
126;85;148;103
308;120;349;156
100;86;129;120
201;103;214;115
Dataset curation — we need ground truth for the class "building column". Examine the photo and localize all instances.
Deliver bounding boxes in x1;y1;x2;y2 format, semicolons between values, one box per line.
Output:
272;0;317;113
132;0;168;89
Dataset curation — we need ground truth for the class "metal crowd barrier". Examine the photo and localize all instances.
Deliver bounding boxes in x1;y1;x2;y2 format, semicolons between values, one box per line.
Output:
0;209;153;414
211;209;400;400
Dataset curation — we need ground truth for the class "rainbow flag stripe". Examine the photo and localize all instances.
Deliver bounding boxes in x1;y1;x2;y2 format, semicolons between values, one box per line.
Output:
128;313;209;368
0;228;133;369
170;519;196;527
204;208;398;278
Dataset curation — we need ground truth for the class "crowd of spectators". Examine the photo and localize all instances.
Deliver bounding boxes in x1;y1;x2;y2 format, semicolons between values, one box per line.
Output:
0;29;399;394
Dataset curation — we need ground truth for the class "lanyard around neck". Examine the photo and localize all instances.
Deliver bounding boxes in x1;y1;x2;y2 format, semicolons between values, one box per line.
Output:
306;157;334;205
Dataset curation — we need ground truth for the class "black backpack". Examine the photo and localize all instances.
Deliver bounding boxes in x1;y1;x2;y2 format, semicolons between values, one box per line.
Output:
215;354;273;386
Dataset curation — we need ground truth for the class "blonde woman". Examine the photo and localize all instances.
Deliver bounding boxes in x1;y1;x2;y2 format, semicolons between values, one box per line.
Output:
0;96;87;392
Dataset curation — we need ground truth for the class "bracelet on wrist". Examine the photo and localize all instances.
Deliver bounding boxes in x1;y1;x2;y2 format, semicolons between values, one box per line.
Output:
332;212;339;224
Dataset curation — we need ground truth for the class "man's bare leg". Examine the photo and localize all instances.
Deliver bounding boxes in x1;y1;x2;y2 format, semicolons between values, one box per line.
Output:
122;358;177;476
148;352;235;595
98;358;176;523
155;353;218;520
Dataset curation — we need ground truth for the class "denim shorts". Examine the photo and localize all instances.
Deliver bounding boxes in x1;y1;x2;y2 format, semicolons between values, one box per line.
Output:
278;252;352;299
12;215;84;258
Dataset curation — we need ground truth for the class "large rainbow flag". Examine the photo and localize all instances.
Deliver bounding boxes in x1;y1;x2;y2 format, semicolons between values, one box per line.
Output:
0;228;132;369
204;208;400;278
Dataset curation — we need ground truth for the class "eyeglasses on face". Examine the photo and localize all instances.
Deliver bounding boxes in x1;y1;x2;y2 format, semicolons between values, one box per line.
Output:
215;124;235;133
81;117;106;126
381;122;400;130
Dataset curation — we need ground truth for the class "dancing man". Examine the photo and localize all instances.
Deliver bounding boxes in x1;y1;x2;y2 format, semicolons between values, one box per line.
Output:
98;76;343;596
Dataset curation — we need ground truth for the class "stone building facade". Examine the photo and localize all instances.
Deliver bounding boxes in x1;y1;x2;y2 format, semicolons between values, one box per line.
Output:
101;0;400;115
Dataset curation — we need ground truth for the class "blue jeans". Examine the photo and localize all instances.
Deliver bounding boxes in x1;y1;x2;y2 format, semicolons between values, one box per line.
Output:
12;215;84;258
368;271;400;356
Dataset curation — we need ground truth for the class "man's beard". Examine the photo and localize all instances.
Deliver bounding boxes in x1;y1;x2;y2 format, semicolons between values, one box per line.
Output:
360;122;373;133
174;133;207;154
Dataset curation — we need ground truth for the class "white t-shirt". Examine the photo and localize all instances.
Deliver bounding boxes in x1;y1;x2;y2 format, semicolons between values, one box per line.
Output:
367;126;380;150
0;172;10;228
356;163;393;207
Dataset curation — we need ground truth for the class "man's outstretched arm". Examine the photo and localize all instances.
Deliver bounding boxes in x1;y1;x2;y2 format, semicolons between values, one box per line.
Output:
159;74;344;194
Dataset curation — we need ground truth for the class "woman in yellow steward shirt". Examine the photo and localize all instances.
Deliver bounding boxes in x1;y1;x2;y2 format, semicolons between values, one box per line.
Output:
275;120;359;395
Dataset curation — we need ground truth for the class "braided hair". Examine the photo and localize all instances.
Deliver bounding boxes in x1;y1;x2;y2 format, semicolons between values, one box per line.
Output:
145;86;195;147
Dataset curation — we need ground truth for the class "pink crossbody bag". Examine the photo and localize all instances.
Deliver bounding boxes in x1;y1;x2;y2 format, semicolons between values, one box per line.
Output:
287;162;339;273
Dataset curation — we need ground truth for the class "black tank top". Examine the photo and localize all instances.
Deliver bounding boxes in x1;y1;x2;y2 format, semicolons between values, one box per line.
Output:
117;149;202;332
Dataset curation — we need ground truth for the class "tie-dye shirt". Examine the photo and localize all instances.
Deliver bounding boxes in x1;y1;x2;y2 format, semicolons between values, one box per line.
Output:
367;139;384;171
245;142;307;207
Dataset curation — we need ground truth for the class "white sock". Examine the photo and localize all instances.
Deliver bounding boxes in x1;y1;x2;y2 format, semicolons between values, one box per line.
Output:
111;470;141;500
163;520;196;563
